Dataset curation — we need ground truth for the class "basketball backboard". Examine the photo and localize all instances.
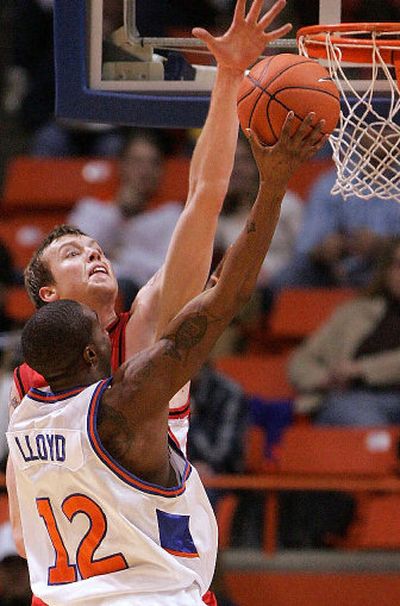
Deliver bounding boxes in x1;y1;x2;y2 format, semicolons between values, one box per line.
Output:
53;0;299;128
54;0;395;128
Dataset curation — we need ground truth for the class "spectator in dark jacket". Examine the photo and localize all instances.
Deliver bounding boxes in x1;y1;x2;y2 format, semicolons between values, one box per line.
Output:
187;362;248;508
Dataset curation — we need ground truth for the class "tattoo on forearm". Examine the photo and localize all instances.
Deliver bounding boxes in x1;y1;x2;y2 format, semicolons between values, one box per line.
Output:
247;220;256;233
97;402;131;458
137;359;156;380
164;314;208;361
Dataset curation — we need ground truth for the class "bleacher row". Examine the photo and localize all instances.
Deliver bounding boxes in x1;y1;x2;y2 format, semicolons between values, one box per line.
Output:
212;314;400;553
4;154;400;553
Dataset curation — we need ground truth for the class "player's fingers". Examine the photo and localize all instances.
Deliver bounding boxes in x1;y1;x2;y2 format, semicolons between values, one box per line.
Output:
192;27;215;52
304;134;328;159
314;133;329;150
233;0;246;22
294;112;316;140
280;111;294;143
258;0;287;29
246;0;265;24
246;128;265;151
263;23;292;43
307;119;326;144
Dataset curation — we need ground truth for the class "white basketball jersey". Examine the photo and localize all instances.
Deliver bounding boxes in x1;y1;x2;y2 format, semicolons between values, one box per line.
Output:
168;382;190;456
7;380;217;606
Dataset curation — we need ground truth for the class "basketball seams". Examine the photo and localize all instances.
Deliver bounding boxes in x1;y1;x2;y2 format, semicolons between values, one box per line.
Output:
238;56;334;134
237;55;282;104
264;97;276;145
257;57;316;93
267;95;333;139
242;81;338;139
237;54;340;144
238;56;315;104
237;87;265;129
274;85;341;103
237;56;276;120
248;88;267;132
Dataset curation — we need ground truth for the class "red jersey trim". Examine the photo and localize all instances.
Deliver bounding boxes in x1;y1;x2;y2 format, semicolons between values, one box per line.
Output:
168;400;191;419
28;386;87;403
106;312;130;371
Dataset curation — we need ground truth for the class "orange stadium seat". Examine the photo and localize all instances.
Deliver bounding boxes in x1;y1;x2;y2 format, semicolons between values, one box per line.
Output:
214;353;294;400
267;287;356;343
4;285;34;324
2;155;190;211
213;425;400;550
345;493;400;549
2;157;119;209
276;426;400;476
0;210;68;270
277;426;400;550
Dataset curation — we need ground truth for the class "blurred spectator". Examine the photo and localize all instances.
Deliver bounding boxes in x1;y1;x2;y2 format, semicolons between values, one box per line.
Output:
187;362;248;509
281;237;400;549
69;128;183;308
271;168;400;291
216;136;303;290
288;236;400;425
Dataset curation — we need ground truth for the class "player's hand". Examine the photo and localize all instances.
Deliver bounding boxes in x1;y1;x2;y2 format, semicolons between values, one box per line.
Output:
192;0;292;74
248;112;328;183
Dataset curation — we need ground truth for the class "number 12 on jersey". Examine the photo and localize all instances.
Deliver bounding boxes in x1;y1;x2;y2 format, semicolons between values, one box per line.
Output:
37;494;128;584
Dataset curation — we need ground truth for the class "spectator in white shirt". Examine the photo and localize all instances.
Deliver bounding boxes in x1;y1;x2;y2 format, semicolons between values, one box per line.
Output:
69;129;183;308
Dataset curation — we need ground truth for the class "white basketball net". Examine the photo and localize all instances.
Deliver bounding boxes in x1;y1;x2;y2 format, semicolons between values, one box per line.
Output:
298;29;400;203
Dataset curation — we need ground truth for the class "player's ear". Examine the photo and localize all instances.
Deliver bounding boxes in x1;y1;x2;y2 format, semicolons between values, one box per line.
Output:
39;285;58;304
83;345;97;367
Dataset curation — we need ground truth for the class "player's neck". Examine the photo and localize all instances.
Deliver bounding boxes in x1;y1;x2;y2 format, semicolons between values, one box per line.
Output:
98;307;119;330
48;369;101;394
90;301;119;330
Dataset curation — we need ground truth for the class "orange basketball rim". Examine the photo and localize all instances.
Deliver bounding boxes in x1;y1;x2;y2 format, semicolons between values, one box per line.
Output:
297;23;400;81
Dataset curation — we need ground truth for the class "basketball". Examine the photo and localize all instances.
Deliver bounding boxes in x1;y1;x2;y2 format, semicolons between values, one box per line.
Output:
237;53;341;145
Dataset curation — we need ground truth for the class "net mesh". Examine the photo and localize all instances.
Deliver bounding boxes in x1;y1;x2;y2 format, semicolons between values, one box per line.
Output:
298;28;400;203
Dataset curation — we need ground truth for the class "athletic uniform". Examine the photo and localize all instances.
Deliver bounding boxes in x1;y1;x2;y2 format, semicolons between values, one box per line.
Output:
13;312;191;455
7;380;218;605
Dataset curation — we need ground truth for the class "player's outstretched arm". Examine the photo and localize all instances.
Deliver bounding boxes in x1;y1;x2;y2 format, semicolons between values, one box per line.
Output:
102;115;325;479
138;0;291;341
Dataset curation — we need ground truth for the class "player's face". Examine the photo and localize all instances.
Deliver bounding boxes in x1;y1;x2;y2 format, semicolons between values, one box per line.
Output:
41;235;118;308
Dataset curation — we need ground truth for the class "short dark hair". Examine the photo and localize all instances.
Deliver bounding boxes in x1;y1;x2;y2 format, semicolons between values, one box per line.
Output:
21;299;93;380
24;225;86;309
